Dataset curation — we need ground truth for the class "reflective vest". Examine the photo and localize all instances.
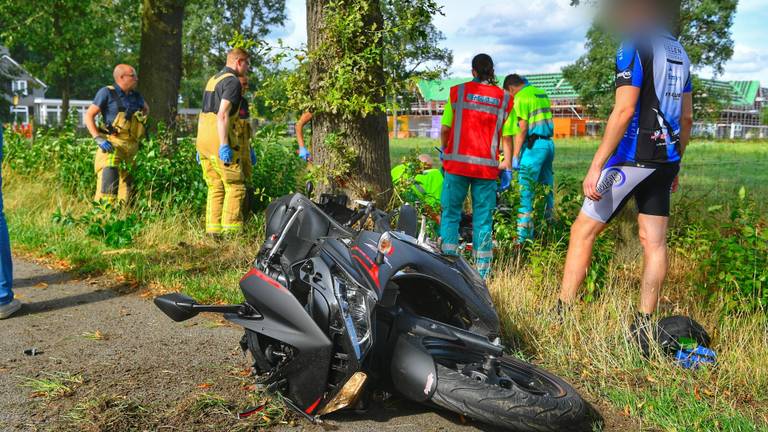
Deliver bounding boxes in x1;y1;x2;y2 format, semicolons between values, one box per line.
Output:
443;82;513;180
196;72;238;158
515;85;554;146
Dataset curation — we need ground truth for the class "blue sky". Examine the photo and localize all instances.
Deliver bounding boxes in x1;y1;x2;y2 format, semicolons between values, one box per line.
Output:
270;0;768;83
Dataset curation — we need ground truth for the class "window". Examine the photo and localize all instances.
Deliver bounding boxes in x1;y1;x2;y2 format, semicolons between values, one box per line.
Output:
11;79;28;97
10;105;29;124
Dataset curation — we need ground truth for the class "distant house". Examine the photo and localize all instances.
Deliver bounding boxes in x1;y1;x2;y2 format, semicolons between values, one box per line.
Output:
0;46;48;124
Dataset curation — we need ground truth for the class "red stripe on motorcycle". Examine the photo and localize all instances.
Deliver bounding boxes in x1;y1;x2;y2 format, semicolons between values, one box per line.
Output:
352;255;381;289
242;268;289;292
305;397;322;414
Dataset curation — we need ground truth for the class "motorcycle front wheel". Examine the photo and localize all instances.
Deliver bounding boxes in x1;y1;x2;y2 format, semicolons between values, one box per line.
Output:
431;356;591;432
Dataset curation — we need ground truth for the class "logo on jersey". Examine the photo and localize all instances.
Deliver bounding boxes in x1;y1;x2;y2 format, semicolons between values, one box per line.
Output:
597;168;627;194
616;70;632;80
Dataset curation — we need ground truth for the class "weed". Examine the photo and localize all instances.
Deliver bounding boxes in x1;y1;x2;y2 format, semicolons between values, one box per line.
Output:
81;330;108;341
65;394;149;431
20;372;85;400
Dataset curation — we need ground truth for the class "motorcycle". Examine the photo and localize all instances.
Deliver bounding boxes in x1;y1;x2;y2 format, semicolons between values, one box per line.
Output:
154;193;590;431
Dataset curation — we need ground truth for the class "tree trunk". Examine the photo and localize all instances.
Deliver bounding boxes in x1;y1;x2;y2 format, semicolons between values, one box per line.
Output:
138;0;185;141
61;84;70;125
307;0;393;207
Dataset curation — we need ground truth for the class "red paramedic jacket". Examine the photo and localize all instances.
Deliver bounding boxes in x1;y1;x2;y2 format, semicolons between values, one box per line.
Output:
443;81;514;180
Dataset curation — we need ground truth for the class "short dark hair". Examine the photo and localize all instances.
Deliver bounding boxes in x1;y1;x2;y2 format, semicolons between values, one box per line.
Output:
503;74;526;89
471;54;496;85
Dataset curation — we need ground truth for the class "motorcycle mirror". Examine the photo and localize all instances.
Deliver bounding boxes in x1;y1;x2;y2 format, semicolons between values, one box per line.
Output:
305;181;314;197
154;293;200;322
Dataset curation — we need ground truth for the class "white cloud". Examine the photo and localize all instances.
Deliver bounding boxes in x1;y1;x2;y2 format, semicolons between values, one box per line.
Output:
268;0;767;84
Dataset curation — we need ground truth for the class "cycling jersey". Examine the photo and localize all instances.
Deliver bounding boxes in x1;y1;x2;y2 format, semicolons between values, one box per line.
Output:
615;31;692;164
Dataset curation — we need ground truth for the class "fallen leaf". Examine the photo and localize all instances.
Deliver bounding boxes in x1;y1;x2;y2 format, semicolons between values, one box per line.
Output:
694;386;701;400
242;384;257;392
623;405;631;416
646;375;658;383
703;388;714;397
33;282;48;289
237;368;252;377
196;383;212;389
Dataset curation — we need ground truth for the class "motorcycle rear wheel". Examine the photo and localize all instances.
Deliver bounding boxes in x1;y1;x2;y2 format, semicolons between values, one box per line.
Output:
431;356;590;432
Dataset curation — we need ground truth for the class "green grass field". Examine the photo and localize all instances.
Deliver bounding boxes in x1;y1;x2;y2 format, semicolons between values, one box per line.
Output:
4;136;767;431
390;137;768;205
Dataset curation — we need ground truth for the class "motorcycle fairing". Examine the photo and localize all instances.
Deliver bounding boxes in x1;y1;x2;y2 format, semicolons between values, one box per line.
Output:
227;268;332;412
351;231;500;337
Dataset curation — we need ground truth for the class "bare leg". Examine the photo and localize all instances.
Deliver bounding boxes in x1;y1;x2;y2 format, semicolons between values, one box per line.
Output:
637;214;669;314
559;211;607;304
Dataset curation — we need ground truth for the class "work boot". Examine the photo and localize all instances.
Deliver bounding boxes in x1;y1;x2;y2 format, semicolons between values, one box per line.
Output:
0;299;22;319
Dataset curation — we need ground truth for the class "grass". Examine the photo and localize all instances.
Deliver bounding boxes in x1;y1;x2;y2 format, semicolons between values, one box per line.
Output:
20;372;85;400
4;137;768;431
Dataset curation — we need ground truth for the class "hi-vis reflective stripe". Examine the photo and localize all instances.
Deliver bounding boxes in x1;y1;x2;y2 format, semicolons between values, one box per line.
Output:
446;83;511;166
530;107;552;117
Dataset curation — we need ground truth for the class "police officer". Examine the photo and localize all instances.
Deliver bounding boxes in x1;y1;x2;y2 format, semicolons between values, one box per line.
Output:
196;48;250;235
85;64;149;204
503;74;555;244
558;0;694;328
439;54;516;279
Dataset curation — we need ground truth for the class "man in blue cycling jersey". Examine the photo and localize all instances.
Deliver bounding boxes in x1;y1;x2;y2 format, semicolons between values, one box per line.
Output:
558;0;694;325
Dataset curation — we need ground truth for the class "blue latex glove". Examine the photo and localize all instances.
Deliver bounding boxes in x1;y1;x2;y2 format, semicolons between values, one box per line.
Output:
195;151;201;164
218;144;233;164
95;136;113;153
250;147;257;165
298;146;311;162
498;169;513;192
512;156;521;171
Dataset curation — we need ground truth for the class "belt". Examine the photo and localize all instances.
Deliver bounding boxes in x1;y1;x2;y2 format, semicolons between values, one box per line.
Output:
525;134;551;149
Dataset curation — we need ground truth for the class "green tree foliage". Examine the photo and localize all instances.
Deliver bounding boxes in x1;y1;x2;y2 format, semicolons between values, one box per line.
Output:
0;0;120;122
381;0;452;104
563;0;738;117
179;0;286;109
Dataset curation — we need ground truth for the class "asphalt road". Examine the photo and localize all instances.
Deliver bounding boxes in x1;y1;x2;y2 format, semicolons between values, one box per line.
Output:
0;257;633;431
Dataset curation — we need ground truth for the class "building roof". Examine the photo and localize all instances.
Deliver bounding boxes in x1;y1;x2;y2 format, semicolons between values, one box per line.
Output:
418;74;761;107
0;46;47;89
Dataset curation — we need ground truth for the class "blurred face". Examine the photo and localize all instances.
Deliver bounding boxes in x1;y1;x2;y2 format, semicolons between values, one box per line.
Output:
118;67;138;91
235;57;250;77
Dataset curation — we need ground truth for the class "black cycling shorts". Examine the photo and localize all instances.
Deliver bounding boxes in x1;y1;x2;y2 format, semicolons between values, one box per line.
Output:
581;159;680;223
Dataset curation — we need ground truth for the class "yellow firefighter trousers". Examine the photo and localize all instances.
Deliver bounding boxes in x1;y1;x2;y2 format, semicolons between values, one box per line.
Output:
94;112;140;204
200;157;246;234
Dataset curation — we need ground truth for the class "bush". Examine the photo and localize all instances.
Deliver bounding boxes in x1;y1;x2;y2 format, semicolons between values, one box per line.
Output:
672;187;767;313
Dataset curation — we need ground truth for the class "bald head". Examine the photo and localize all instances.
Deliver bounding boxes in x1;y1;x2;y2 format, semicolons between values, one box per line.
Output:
418;154;434;169
113;64;138;92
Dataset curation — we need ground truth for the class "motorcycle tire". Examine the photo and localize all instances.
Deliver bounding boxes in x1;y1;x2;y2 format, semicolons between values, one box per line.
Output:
431;356;591;432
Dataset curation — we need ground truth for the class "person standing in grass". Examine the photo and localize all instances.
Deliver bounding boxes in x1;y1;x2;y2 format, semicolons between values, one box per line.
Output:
557;0;694;333
84;64;149;204
502;74;556;244
195;48;250;236
0;123;19;319
439;53;516;280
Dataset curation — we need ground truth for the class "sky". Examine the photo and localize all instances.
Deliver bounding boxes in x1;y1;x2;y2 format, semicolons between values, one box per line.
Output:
269;0;768;83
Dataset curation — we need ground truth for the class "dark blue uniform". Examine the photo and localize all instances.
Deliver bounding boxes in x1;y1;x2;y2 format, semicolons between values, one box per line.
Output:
92;84;145;124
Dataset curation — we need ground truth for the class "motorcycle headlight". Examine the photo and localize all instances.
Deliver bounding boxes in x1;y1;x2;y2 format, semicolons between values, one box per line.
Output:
334;274;376;359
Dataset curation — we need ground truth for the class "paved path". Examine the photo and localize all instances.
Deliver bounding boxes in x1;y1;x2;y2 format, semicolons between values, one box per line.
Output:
0;258;632;431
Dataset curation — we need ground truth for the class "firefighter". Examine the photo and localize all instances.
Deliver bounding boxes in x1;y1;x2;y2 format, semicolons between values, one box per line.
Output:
84;64;149;204
195;48;250;235
234;75;257;220
503;74;556;244
439;54;517;279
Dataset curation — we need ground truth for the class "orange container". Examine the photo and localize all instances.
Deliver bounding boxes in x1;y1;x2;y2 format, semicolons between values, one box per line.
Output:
553;118;586;138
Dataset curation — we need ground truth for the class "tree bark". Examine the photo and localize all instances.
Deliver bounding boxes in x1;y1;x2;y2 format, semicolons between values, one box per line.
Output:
139;0;185;139
307;0;393;207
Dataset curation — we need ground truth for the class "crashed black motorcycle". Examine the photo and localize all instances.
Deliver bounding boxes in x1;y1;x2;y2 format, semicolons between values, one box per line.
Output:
154;193;590;431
